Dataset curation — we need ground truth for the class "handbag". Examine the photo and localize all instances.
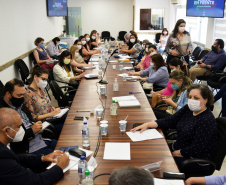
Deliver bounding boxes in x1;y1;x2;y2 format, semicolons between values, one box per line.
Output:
142;82;153;90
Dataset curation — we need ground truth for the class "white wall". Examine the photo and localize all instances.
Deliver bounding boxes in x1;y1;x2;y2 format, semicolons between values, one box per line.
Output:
68;0;133;40
0;0;63;84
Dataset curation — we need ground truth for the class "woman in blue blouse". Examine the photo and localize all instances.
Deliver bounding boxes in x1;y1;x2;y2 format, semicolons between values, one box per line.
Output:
128;54;169;88
132;84;217;175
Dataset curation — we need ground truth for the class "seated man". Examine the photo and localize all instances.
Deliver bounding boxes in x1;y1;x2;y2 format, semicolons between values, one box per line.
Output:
189;39;226;82
109;166;154;185
0;79;57;155
0;108;69;185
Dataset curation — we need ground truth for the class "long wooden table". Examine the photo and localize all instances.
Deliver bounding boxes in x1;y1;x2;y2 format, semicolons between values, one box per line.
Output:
55;54;180;185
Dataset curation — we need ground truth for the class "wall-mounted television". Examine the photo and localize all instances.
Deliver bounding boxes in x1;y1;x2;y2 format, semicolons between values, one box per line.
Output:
186;0;225;18
47;0;67;17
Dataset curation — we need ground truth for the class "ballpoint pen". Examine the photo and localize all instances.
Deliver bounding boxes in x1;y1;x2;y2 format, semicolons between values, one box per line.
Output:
129;92;142;94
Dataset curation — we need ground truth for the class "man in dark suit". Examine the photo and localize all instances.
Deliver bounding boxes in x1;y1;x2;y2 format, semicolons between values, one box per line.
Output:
0;78;57;155
0;107;69;185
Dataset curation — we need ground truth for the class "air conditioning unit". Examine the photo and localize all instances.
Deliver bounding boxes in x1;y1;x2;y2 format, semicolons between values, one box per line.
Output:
171;0;181;4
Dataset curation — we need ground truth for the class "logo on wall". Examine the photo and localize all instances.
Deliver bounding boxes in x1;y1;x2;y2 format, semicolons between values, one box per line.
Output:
194;0;216;9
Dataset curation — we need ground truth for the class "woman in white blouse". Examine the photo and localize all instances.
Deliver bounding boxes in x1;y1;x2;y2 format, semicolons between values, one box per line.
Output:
53;50;84;93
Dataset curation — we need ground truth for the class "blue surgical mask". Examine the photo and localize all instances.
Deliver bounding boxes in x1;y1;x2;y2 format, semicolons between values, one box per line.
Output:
171;84;180;90
39;44;44;48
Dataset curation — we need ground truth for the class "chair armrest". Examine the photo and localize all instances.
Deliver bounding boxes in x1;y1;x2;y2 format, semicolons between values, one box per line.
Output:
42;128;58;140
180;158;216;174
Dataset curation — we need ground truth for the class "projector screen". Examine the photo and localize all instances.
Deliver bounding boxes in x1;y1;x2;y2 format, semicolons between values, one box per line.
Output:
186;0;225;18
47;0;67;17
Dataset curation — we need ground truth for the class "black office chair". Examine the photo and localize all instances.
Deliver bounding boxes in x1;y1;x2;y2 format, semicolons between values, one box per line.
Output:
0;80;4;98
189;49;209;69
190;46;202;61
29;51;37;65
117;31;127;41
49;80;76;107
155;33;162;44
101;31;110;39
207;71;226;92
180;117;226;179
14;59;31;85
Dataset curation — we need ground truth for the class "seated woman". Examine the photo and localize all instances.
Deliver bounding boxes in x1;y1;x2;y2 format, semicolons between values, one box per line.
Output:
132;84;217;175
140;44;158;71
53;50;84;93
134;42;152;70
151;58;189;108
24;65;65;134
120;33;142;59
136;39;150;64
129;54;169;89
158;28;169;54
69;45;93;69
153;70;192;119
46;37;63;59
33;37;53;69
89;30;100;50
79;35;100;63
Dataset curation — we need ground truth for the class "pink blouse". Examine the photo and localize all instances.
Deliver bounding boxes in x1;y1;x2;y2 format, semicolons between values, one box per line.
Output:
141;55;151;70
162;81;174;96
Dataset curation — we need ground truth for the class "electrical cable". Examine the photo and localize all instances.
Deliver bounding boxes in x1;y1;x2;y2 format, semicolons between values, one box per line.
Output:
93;173;111;180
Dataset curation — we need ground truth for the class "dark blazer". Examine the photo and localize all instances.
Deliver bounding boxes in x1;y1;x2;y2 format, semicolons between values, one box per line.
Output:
0;98;35;154
0;142;63;185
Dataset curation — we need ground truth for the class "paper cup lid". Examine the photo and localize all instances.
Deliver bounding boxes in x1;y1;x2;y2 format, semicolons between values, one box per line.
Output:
100;123;108;127
119;120;127;124
100;120;108;124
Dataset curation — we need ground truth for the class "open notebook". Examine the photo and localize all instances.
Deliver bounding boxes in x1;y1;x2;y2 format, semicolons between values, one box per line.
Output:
112;95;141;107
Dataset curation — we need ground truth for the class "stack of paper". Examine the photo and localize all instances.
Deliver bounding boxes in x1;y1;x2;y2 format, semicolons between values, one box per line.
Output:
112;95;141;107
54;108;69;118
126;129;163;142
103;142;131;160
90;58;99;62
82;66;96;70
154;178;185;185
47;148;94;172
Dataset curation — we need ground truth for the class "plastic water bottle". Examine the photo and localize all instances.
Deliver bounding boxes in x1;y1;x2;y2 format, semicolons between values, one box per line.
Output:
98;56;102;69
82;122;90;149
78;156;88;185
113;78;119;91
82;169;94;185
110;100;118;116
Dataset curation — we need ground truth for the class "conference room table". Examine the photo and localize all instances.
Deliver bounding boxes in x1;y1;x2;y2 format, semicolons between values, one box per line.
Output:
54;51;181;185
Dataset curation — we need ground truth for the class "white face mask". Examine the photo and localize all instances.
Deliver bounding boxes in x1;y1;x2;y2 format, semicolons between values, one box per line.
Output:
92;36;96;40
86;37;90;42
36;78;47;89
6;126;25;142
81;40;86;45
188;99;202;112
150;52;157;56
146;48;149;52
150;62;154;67
75;52;79;57
142;45;145;49
130;39;135;43
77;45;82;50
163;31;167;35
179;27;185;33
